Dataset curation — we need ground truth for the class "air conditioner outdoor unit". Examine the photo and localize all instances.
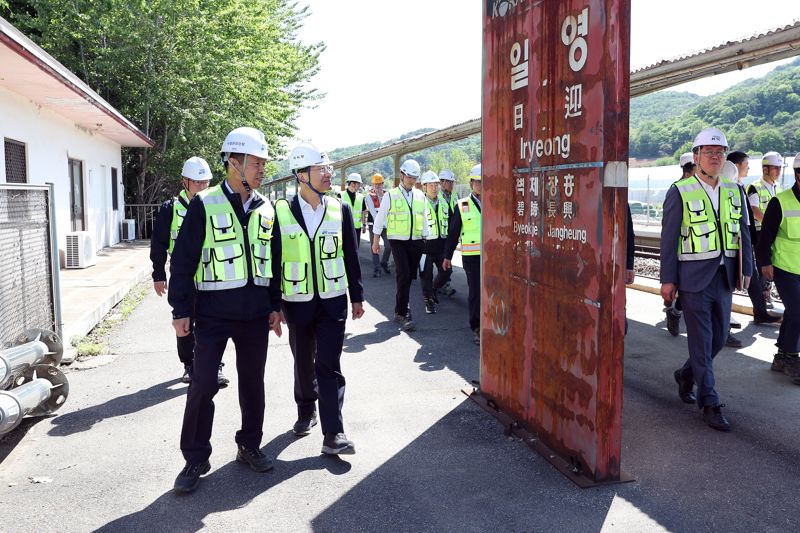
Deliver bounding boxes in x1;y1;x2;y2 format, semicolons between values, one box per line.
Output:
121;219;135;241
65;231;96;269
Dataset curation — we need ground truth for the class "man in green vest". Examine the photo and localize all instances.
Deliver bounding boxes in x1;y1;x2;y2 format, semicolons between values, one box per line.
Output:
340;173;366;248
443;164;482;346
437;169;458;297
748;151;784;308
371;159;428;331
660;127;752;432
276;141;364;454
757;152;800;385
419;171;450;314
168;127;283;493
150;157;227;384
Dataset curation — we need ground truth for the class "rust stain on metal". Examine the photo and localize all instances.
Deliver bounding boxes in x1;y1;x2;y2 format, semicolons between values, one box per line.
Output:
481;0;630;482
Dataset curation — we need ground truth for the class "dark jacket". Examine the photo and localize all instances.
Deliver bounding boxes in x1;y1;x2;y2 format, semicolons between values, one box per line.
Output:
660;181;752;293
276;195;364;326
626;204;634;271
757;183;800;267
150;195;190;282
168;182;282;321
444;193;481;260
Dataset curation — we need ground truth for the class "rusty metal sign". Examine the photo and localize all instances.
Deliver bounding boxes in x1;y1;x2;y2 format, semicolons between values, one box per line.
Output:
481;0;630;482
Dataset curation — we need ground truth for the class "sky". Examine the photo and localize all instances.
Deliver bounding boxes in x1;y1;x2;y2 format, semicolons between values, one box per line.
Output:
290;0;799;152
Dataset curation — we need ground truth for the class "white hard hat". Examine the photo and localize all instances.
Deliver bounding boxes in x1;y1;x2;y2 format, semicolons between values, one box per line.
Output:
181;156;212;181
346;172;363;184
420;170;440;185
721;161;738;181
469;164;481;180
399;159;421;178
289;141;332;171
679;152;695;168
761;151;784;167
438;169;455;181
221;127;269;161
692;127;728;151
794;153;800;169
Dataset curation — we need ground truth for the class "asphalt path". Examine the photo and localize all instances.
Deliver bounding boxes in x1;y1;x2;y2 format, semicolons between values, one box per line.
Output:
0;243;798;532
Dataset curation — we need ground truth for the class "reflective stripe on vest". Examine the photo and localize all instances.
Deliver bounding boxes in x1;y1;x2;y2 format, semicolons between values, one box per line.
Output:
675;176;742;261
168;190;191;254
193;185;274;290
752;180;781;230
340;191;364;229
275;196;348;302
424;194;449;239
772;189;800;274
386;187;425;240
458;195;481;256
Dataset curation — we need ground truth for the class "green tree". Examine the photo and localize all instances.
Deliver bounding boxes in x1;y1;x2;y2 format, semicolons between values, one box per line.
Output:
4;0;322;204
752;127;785;154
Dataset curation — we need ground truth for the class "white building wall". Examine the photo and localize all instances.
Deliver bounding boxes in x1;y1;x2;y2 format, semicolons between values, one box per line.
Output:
0;86;125;252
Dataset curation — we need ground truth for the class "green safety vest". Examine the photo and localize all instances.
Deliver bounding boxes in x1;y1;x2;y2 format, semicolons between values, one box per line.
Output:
386;187;426;240
193;185;274;290
457;195;481;256
168;190;191;254
424;194;449;240
340;191;365;229
275;196;348;302
674;176;742;261
442;191;459;213
771;189;800;275
752;179;781;230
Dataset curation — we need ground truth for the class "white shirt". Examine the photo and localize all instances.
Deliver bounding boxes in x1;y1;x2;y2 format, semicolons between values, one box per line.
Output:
372;186;429;239
297;192;326;237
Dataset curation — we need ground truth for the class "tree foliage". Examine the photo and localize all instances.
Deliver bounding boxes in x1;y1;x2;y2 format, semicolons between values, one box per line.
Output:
2;0;322;203
630;57;800;161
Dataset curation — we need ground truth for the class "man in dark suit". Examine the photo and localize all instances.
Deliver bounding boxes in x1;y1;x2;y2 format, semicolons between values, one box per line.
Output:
274;141;364;455
660;127;752;432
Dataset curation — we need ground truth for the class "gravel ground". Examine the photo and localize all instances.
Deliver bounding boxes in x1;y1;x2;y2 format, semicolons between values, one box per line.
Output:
634;256;782;302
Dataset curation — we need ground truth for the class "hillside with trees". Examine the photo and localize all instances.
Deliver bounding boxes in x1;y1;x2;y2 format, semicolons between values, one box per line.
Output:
629;57;800;162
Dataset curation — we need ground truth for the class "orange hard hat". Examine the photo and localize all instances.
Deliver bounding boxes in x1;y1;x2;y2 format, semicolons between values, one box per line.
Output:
371;173;384;184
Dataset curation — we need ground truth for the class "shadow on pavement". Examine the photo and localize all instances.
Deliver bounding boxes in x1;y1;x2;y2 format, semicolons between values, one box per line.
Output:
49;378;185;437
0;416;51;465
95;431;351;532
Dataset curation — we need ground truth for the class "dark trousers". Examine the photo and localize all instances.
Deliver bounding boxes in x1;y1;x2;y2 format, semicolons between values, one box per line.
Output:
180;315;269;464
176;316;195;365
746;252;770;318
288;303;347;435
420;240;450;297
677;269;731;408
774;267;800;354
370;227;391;269
389;239;424;315
463;254;482;330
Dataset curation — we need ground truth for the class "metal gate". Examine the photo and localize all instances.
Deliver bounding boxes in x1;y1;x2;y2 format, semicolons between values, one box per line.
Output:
0;184;62;347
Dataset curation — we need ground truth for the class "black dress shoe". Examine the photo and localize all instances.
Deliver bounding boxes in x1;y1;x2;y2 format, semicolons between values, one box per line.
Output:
702;404;731;432
174;460;210;494
725;333;743;348
236;445;274;472
674;369;696;404
293;412;318;436
753;314;782;325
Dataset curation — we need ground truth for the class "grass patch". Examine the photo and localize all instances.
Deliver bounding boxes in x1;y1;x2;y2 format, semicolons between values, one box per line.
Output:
71;280;150;359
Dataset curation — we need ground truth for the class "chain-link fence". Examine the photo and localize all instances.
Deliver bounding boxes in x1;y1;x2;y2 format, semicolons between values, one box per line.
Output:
0;184;61;348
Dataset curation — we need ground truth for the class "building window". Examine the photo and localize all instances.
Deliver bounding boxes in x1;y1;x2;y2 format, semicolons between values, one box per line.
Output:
111;167;119;211
4;138;27;183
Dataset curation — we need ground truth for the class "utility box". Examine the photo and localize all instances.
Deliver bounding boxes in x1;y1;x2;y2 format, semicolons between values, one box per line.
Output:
481;0;630;483
120;219;135;241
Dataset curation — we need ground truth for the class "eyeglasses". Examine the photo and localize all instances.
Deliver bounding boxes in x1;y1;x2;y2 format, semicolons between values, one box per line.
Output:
700;149;726;158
